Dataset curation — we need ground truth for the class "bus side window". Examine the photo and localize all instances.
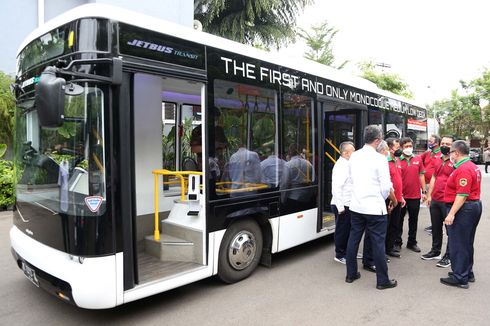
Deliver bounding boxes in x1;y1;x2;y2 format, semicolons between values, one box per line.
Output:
212;79;279;196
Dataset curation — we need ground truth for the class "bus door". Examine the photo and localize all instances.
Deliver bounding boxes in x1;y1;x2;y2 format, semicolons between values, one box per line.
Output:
132;72;208;285
318;101;362;232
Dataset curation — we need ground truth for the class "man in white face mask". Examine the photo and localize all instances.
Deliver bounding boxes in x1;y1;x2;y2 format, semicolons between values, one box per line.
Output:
395;137;427;254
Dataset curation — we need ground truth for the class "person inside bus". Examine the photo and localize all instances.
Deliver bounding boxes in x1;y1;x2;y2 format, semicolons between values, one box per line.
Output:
284;144;314;205
186;126;226;180
260;144;288;189
226;144;261;195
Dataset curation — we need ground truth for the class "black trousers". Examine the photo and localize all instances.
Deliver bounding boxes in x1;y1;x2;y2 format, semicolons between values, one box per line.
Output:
346;211;389;285
386;202;401;252
447;201;482;284
397;198;420;246
429;199;449;256
332;205;351;259
485;161;489;173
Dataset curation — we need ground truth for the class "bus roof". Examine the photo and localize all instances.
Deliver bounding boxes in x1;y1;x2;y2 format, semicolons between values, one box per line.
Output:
17;3;425;109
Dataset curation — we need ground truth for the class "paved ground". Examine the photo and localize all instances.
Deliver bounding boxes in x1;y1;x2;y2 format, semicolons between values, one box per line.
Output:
1;166;489;325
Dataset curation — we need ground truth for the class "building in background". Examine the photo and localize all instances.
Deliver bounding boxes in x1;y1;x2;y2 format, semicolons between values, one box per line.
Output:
0;0;193;75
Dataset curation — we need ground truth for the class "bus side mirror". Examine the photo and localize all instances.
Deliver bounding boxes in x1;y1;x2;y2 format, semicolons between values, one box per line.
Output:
35;66;65;127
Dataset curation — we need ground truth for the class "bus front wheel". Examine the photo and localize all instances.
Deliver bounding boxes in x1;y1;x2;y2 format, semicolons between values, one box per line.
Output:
218;219;263;283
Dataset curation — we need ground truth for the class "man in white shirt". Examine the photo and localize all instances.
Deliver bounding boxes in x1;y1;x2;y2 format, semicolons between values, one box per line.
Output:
331;141;355;264
345;125;397;290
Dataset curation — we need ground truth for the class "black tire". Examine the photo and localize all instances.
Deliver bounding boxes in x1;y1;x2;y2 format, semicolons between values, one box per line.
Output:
217;219;263;284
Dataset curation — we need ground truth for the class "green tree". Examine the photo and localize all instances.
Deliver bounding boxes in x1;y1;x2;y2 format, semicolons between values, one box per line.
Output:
297;20;347;69
194;0;313;48
428;89;482;139
358;62;413;98
0;72;15;154
466;70;490;144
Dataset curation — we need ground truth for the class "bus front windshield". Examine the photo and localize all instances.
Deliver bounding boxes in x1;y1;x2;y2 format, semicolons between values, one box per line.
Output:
15;84;107;216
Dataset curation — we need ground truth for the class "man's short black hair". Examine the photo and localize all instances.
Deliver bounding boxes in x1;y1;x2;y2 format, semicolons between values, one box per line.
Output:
400;137;413;147
430;134;441;145
386;137;400;149
441;135;455;142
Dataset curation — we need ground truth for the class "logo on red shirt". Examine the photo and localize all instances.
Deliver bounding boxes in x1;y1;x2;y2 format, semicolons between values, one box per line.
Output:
459;178;467;186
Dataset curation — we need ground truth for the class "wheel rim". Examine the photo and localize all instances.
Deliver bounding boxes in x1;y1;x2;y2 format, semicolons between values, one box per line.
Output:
228;230;257;270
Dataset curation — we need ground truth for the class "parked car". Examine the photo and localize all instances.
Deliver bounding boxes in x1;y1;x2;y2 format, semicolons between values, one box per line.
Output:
469;148;481;164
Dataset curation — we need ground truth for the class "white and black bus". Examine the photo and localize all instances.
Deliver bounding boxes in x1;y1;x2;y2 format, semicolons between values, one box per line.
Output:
10;4;427;309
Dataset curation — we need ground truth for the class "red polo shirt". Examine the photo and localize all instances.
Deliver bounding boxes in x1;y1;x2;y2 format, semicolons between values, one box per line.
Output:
388;156;403;202
421;148;442;183
399;154;425;199
444;158;481;202
431;156;454;202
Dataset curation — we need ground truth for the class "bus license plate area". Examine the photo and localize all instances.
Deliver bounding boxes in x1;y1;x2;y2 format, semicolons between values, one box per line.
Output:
22;261;39;287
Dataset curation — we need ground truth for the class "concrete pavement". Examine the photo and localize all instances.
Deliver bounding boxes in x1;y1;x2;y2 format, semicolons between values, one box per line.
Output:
0;166;489;325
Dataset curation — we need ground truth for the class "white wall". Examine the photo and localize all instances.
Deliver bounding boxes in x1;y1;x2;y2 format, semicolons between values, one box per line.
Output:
133;73;164;216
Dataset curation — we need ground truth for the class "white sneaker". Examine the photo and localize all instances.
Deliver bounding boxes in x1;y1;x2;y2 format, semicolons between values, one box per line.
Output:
357;252;363;259
334;257;346;264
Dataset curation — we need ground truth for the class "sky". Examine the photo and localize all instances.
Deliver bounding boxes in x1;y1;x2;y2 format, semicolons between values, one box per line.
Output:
279;0;490;105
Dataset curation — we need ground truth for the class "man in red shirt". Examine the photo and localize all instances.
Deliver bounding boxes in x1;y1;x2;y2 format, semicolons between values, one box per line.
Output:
420;135;443;233
395;137;426;253
422;136;454;266
421;135;443;185
385;138;405;258
440;140;482;289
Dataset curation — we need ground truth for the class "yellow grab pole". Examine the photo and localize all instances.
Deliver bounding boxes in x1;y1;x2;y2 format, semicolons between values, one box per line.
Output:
325;138;341;155
325;151;337;164
179;174;186;202
154;172;160;241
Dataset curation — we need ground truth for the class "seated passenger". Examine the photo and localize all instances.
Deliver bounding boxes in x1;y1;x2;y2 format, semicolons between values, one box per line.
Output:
227;145;261;194
260;145;288;188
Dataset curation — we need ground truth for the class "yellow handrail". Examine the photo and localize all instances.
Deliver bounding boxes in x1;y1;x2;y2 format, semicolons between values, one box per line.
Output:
152;169;203;240
215;181;268;193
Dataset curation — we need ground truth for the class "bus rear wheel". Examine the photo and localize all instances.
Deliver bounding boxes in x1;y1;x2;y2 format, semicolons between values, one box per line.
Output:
218;219;263;284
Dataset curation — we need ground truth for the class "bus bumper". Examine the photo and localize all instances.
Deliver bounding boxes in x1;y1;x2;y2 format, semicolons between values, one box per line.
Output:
10;225;122;309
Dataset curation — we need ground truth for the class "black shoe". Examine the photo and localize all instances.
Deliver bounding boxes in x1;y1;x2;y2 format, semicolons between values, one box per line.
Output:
376;279;397;290
407;244;421;253
440;277;469;289
345;272;361;283
393;245;401;252
448;272;475;283
363;265;376;273
436;255;451;268
424;225;432;232
386;251;401;258
421;250;441;260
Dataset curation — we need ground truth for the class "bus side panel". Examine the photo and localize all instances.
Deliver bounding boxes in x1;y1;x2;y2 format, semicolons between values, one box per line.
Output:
277;208;330;252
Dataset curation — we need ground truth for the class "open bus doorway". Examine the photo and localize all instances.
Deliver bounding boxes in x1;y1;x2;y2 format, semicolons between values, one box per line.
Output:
318;100;363;232
132;73;207;284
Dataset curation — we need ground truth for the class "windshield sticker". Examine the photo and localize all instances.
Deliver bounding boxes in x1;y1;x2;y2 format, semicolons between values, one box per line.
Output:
84;196;103;213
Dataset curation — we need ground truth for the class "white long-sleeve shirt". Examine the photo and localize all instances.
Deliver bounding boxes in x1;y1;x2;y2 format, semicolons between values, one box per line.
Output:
330;156;352;211
349;144;392;215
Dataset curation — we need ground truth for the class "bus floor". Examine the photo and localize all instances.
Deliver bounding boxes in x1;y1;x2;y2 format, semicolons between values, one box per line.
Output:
137;251;202;284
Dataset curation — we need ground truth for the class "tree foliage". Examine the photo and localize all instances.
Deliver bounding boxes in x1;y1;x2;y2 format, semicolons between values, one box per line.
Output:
297;20;347;69
358;62;413;98
0;72;15;149
428;70;490;141
194;0;313;48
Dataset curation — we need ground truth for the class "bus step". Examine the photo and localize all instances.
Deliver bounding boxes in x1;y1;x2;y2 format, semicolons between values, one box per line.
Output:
145;234;195;263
